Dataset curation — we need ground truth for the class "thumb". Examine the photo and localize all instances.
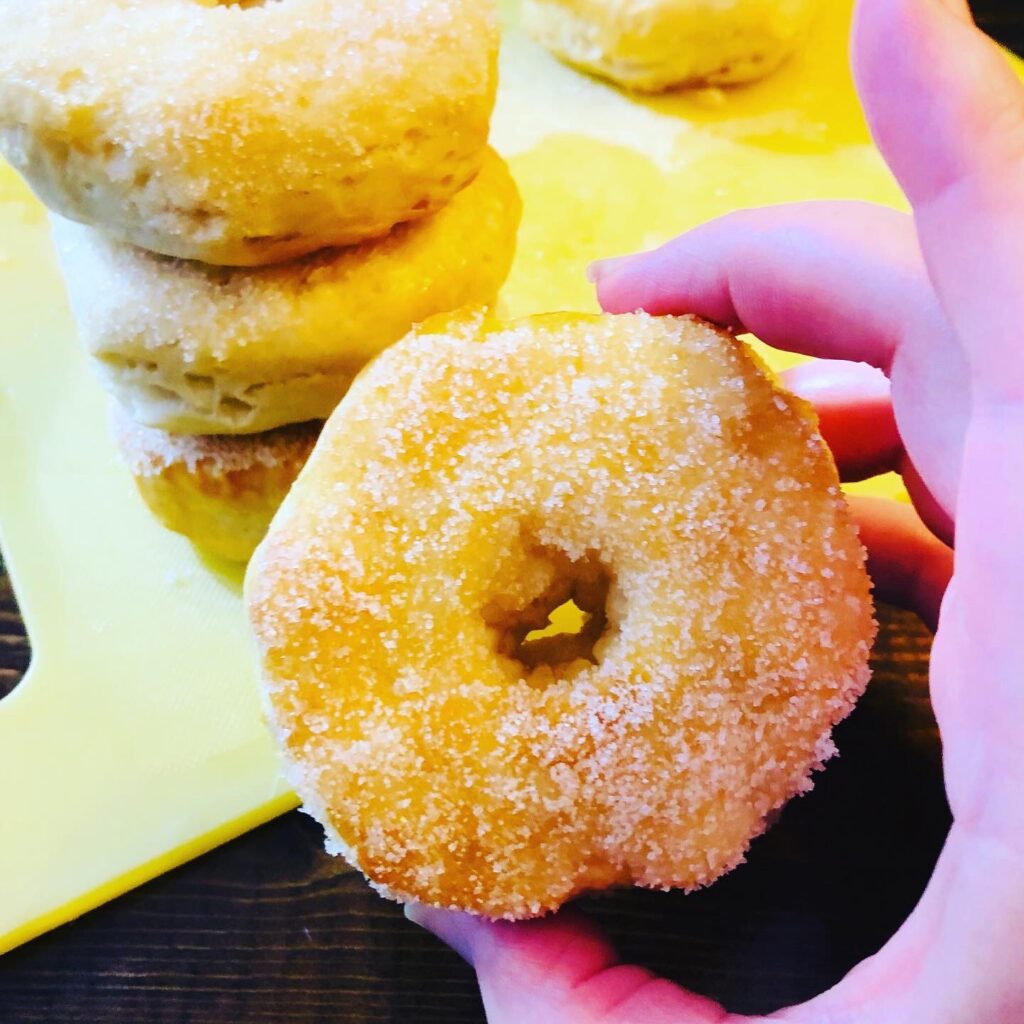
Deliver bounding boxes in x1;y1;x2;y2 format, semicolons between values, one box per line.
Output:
853;0;1024;400
405;904;731;1024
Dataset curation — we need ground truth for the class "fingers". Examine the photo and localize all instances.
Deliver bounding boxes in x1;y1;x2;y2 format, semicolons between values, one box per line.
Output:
852;0;1024;208
591;201;930;373
854;0;1024;398
852;0;1024;209
897;457;954;548
781;360;901;482
761;343;954;618
781;359;956;543
856;0;1024;792
406;904;730;1023
848;495;953;630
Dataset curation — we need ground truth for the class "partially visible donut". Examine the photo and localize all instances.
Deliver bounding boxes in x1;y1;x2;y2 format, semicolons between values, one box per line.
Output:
1;0;498;265
52;148;521;435
246;310;875;919
522;0;818;92
113;406;319;563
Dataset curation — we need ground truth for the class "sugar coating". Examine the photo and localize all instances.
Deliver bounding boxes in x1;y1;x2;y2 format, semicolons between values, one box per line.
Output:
522;0;819;92
113;405;320;477
0;0;498;265
114;405;320;562
246;311;876;919
52;149;521;436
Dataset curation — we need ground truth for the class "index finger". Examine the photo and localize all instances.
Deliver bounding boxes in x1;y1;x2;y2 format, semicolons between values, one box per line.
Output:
591;200;933;375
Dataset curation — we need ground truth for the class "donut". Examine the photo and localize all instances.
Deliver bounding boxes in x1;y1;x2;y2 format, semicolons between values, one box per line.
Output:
0;0;497;265
113;406;319;563
246;311;875;918
522;0;818;92
52;149;521;436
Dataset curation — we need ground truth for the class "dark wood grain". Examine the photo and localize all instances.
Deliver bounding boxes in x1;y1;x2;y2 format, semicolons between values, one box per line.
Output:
0;3;1020;1020
0;555;29;701
975;0;1024;52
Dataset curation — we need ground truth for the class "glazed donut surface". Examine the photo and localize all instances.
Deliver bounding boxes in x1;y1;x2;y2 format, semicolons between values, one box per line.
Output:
522;0;818;92
53;149;521;435
114;407;320;563
1;0;498;265
246;311;875;919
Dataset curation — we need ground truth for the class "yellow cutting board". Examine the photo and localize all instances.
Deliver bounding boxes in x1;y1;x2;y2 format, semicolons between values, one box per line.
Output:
0;0;942;953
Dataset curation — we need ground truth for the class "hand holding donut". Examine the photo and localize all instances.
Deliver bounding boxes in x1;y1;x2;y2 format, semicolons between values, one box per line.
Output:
406;0;1024;1020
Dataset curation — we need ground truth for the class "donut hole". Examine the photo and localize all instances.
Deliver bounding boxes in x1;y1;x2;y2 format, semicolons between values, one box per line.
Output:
517;595;603;667
484;545;612;684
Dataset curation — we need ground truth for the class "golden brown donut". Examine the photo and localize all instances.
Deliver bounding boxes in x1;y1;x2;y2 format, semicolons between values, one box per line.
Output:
1;0;498;265
52;149;521;435
246;310;875;919
522;0;819;92
114;407;319;563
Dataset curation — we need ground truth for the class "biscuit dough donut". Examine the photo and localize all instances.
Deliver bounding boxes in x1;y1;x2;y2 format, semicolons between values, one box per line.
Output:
0;0;498;265
522;0;818;92
114;407;319;563
246;311;875;919
52;149;521;435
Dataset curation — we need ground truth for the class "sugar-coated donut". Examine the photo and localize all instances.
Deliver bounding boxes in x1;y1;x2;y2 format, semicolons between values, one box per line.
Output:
114;406;319;563
53;149;521;436
522;0;818;92
1;0;497;265
246;311;875;919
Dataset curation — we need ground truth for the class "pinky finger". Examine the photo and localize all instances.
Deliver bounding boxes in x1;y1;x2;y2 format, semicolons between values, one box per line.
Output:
405;904;732;1024
848;495;953;631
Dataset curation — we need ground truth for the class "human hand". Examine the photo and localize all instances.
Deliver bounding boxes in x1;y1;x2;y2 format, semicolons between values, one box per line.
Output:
406;0;1024;1020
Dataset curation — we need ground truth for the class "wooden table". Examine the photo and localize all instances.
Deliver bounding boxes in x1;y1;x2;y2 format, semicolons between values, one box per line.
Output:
0;4;1020;1020
977;4;1024;52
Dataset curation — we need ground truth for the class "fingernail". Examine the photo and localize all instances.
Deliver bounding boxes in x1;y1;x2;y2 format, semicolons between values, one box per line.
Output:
404;901;428;926
586;255;629;284
404;902;478;965
782;359;890;400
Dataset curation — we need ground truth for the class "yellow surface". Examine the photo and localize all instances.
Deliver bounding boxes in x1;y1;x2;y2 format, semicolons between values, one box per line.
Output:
0;0;936;953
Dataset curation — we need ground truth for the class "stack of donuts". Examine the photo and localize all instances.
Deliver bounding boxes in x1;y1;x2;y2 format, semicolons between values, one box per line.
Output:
0;0;519;561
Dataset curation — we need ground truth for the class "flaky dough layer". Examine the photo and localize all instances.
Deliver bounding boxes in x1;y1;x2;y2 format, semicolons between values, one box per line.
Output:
114;407;319;563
